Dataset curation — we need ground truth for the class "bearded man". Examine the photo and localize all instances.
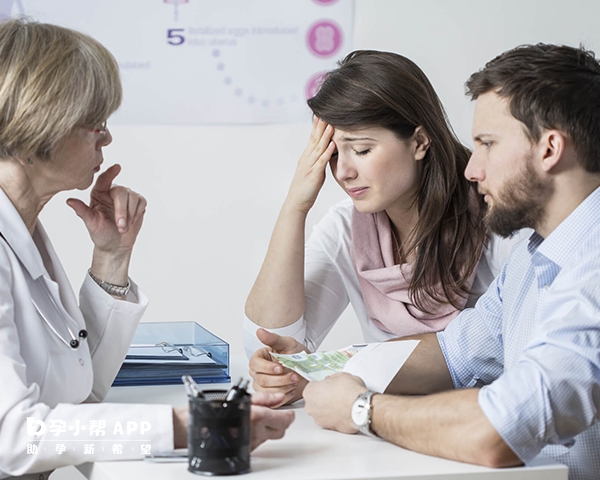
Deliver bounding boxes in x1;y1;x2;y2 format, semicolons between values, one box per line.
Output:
304;43;600;480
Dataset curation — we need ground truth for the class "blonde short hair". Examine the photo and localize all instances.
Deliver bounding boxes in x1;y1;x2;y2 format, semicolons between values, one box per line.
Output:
0;18;122;160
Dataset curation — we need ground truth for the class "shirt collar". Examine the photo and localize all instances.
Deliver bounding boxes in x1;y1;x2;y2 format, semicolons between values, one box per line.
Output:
529;186;600;268
0;187;46;279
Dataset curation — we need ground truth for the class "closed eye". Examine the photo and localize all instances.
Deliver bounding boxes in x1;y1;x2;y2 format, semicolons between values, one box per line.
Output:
354;149;371;156
475;138;493;148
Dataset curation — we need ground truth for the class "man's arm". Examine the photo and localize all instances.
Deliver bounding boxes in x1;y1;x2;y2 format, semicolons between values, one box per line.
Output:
388;260;509;396
304;268;514;467
385;333;454;395
303;374;521;468
373;389;520;467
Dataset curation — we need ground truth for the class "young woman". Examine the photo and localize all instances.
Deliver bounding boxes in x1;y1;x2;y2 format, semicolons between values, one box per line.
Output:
244;50;528;405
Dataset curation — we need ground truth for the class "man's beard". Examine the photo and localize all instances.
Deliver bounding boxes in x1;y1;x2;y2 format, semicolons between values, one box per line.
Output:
485;156;554;238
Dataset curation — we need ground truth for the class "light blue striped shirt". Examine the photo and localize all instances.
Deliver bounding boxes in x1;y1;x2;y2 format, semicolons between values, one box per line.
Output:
438;186;600;480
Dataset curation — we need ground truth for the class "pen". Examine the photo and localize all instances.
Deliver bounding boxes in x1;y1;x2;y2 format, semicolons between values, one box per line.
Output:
144;452;188;463
225;378;250;402
181;375;204;398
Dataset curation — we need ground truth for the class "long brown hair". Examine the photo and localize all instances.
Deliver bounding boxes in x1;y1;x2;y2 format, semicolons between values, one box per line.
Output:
308;50;487;312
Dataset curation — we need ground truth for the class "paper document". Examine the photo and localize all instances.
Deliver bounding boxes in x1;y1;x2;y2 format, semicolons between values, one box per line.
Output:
271;340;420;393
125;344;217;365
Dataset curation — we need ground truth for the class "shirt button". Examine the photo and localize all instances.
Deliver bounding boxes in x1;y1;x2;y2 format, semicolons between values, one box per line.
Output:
39;474;45;480
543;285;550;291
79;358;84;366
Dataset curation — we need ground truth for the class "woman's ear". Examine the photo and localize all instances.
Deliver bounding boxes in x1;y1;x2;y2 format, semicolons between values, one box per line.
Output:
413;126;430;161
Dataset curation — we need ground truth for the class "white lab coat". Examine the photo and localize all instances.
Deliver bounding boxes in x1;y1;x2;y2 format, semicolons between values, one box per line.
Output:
0;189;173;479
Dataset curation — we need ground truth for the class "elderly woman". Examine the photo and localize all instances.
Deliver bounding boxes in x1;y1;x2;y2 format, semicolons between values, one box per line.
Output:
0;19;293;479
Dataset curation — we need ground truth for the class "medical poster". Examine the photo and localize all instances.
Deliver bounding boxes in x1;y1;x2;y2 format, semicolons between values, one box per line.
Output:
6;0;354;124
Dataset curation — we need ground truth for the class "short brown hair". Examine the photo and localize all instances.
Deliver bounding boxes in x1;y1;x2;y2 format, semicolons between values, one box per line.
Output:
0;18;122;160
466;43;600;172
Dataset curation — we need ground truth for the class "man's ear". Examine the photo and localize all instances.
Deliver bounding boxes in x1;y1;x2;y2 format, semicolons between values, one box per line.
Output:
413;126;431;161
539;130;565;173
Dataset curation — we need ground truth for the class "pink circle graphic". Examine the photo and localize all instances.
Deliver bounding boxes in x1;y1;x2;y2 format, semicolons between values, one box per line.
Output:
312;0;339;4
305;72;327;100
306;20;343;58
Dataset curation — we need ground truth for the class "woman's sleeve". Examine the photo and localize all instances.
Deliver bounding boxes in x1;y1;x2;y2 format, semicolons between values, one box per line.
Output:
0;253;170;478
79;274;149;403
243;204;352;357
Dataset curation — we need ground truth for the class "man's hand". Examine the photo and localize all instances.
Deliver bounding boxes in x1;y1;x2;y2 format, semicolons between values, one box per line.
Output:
303;373;367;434
249;329;309;407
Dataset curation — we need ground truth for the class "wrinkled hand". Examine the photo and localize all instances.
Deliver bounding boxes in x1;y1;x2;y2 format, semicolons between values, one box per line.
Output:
286;117;336;213
67;164;146;254
304;373;367;434
250;391;295;450
249;329;309;407
172;392;295;451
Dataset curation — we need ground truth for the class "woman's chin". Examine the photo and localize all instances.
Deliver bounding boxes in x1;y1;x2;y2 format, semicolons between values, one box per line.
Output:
350;200;381;215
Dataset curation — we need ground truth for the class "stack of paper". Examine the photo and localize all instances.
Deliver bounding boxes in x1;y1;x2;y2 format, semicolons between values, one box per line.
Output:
113;322;230;386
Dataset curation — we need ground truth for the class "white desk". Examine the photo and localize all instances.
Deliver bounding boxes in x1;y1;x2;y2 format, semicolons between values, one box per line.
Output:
78;356;568;480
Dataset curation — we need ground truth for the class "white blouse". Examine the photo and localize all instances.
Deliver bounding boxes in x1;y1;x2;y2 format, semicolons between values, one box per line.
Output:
244;198;531;357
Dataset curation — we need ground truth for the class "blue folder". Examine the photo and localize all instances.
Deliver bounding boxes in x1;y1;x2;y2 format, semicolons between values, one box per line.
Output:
113;321;230;386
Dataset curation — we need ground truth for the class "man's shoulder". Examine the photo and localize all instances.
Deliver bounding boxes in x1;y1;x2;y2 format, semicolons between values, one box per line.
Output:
561;223;600;275
501;232;534;270
484;229;533;274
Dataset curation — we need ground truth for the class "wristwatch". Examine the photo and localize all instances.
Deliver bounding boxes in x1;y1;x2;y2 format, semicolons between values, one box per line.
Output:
88;269;130;297
351;390;378;437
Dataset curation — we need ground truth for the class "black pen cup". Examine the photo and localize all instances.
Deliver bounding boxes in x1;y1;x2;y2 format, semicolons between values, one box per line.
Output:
188;389;251;476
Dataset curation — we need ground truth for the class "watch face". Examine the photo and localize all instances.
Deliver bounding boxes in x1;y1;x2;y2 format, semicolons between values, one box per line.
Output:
351;397;369;427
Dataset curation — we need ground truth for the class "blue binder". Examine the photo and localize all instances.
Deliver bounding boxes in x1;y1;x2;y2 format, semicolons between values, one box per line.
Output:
113;321;230;386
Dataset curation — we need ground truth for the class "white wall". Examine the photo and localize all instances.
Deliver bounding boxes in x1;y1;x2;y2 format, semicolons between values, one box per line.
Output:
40;0;600;356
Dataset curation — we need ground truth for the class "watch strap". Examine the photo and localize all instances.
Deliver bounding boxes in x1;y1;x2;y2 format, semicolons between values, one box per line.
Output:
355;390;378;437
88;269;130;297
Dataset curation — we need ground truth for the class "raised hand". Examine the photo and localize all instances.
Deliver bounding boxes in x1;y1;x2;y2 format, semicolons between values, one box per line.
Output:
248;329;309;408
286;117;336;214
67;164;146;255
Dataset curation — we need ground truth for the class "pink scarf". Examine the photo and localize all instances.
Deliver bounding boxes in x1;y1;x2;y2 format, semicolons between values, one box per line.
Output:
351;208;475;337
